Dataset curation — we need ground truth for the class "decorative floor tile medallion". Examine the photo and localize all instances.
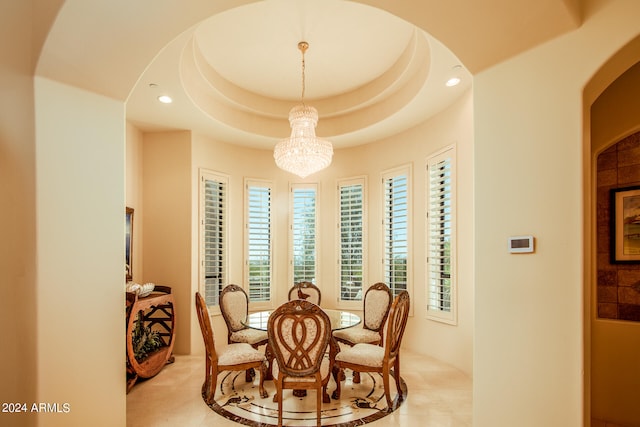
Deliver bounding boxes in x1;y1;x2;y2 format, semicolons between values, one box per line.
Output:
206;370;406;427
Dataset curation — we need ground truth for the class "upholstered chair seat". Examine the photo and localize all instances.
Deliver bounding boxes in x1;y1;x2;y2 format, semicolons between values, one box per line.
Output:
220;284;269;347
195;292;267;405
230;328;271;346
218;343;266;366
333;282;392;347
335;343;384;367
333;327;381;345
332;291;410;410
220;284;269;382
333;282;392;383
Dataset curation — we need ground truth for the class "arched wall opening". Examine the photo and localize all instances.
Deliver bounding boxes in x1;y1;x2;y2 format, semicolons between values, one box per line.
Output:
585;35;640;427
31;3;483;426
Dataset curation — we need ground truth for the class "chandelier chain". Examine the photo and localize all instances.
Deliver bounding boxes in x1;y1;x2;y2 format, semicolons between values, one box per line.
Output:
299;41;307;106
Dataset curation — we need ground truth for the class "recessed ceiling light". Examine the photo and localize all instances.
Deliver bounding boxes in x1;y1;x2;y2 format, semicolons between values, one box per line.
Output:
445;77;461;87
158;95;173;104
446;65;463;87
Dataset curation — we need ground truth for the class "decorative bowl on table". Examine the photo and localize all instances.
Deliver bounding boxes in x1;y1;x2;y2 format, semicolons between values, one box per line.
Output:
126;282;141;294
126;282;155;297
138;283;155;298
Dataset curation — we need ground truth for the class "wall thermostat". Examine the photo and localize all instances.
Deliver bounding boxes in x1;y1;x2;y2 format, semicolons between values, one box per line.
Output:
508;235;534;253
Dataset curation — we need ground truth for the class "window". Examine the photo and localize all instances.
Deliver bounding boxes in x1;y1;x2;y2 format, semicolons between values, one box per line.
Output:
245;180;272;303
200;171;228;307
290;184;318;284
338;178;366;302
382;165;411;298
426;147;456;324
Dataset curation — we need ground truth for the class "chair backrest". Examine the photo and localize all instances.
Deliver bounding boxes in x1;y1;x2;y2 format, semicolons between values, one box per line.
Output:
268;300;330;377
288;281;321;306
384;291;410;361
362;282;393;332
195;291;218;362
220;284;249;333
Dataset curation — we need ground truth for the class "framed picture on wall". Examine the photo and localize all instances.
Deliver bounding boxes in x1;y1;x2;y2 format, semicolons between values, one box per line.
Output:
611;186;640;263
126;207;134;281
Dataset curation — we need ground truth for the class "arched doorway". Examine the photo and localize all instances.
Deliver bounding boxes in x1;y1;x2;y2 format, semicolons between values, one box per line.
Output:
586;38;640;427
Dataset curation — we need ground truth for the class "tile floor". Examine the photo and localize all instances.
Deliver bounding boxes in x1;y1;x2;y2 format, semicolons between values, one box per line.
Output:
126;349;473;427
591;420;628;427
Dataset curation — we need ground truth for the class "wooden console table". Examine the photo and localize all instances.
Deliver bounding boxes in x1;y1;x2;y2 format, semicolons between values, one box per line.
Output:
125;285;176;392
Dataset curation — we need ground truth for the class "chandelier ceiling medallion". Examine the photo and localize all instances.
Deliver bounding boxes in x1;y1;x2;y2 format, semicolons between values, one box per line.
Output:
273;41;333;178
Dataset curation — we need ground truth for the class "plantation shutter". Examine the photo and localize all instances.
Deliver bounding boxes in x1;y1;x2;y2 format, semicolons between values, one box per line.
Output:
292;186;317;283
339;181;364;301
246;183;271;302
203;176;227;307
427;148;456;322
383;172;409;297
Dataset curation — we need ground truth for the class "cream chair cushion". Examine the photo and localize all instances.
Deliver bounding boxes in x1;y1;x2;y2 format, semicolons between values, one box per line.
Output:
333;327;380;344
230;328;268;346
335;343;384;368
218;343;266;365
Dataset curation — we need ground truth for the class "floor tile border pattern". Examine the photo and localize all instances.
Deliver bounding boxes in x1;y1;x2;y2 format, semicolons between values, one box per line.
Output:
205;370;407;427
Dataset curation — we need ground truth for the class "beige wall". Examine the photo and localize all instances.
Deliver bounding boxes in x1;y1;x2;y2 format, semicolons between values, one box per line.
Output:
0;3;37;426
34;77;126;426
141;131;193;355
126;123;144;282
475;53;583;426
474;2;640;426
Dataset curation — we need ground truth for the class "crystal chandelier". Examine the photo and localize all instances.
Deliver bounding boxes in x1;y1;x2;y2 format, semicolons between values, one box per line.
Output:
274;41;333;178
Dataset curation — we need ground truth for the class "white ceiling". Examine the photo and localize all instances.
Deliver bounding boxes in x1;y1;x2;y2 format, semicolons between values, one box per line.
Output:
125;0;472;149
195;2;416;100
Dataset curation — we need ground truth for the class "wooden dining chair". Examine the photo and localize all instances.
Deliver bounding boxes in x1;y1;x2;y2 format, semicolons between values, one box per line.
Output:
288;281;321;306
195;292;267;405
220;284;269;382
333;282;392;346
332;290;410;410
332;282;393;383
268;299;334;427
220;284;269;349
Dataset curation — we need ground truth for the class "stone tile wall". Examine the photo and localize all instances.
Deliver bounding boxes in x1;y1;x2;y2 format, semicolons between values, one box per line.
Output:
596;131;640;321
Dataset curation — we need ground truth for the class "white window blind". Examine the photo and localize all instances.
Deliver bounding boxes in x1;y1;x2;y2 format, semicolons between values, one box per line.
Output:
291;185;317;284
246;181;272;302
201;172;228;307
427;147;456;323
382;167;410;297
338;179;365;301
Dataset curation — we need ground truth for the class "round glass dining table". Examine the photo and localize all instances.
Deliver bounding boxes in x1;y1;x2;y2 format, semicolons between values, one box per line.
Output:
243;308;361;399
244;309;361;331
